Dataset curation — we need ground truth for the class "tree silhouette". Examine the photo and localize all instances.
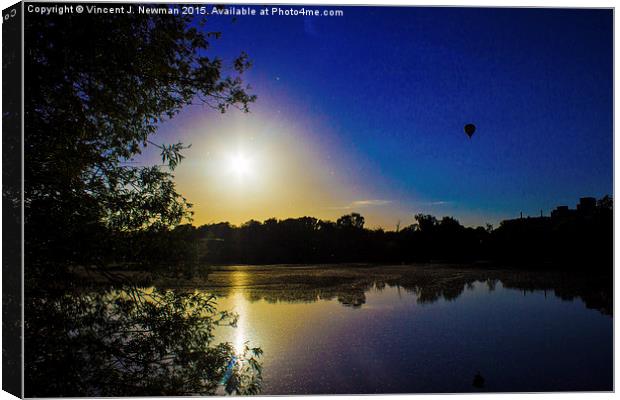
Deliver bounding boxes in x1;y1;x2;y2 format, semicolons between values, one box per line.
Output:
414;213;438;233
25;11;255;274
172;196;612;270
337;213;365;229
24;12;261;396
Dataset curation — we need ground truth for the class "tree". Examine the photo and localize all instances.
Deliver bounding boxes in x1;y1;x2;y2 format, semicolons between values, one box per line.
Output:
597;195;613;211
337;213;365;229
24;11;255;271
414;214;437;233
23;12;263;396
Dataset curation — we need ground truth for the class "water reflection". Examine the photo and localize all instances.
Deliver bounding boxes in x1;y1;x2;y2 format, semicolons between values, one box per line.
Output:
191;265;612;316
230;272;250;355
26;265;612;396
25;285;262;397
203;266;612;394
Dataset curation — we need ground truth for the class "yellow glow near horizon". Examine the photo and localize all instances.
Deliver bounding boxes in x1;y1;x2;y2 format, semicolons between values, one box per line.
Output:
169;111;351;224
160;109;420;229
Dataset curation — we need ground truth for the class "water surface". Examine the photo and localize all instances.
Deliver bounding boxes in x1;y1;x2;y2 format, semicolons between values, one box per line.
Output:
199;265;612;394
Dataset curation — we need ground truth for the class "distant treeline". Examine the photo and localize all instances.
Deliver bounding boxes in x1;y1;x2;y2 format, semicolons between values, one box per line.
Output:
109;196;612;272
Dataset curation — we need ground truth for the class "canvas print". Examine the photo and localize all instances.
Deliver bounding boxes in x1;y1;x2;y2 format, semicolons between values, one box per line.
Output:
2;2;613;397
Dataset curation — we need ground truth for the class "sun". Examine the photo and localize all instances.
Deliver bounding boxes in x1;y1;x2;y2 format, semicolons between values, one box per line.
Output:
229;153;252;178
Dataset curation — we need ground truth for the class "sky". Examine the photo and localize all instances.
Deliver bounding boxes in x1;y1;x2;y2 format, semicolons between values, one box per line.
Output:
141;6;613;229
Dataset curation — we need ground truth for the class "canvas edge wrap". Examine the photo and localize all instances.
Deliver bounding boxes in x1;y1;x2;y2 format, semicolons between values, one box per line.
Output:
2;1;24;398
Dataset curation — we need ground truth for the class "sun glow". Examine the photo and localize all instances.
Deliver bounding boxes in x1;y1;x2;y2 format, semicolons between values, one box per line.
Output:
167;110;376;225
229;153;253;178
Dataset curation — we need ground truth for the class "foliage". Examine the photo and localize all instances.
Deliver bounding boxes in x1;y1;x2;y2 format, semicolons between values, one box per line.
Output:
337;213;365;229
23;12;262;397
148;196;612;270
24;11;255;269
25;287;262;396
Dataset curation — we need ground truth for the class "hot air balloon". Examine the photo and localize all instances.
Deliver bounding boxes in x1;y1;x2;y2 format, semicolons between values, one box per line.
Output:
464;123;476;139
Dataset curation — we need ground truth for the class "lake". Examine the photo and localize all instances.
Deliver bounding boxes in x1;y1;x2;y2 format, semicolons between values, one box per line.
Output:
196;265;612;394
26;264;612;396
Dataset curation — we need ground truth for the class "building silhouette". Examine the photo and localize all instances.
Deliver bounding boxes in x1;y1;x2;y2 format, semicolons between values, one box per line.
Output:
551;197;597;218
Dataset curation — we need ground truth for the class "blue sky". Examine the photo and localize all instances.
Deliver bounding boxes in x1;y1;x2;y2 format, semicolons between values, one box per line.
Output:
149;6;612;228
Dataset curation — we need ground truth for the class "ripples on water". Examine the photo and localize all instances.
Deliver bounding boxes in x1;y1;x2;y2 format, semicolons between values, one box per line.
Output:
27;265;612;395
204;265;612;394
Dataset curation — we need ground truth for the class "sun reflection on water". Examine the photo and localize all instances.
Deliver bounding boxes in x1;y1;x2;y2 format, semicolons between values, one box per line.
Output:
231;270;249;355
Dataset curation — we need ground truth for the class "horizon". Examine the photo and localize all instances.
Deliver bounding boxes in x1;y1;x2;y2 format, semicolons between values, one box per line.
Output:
135;6;613;229
178;194;609;231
